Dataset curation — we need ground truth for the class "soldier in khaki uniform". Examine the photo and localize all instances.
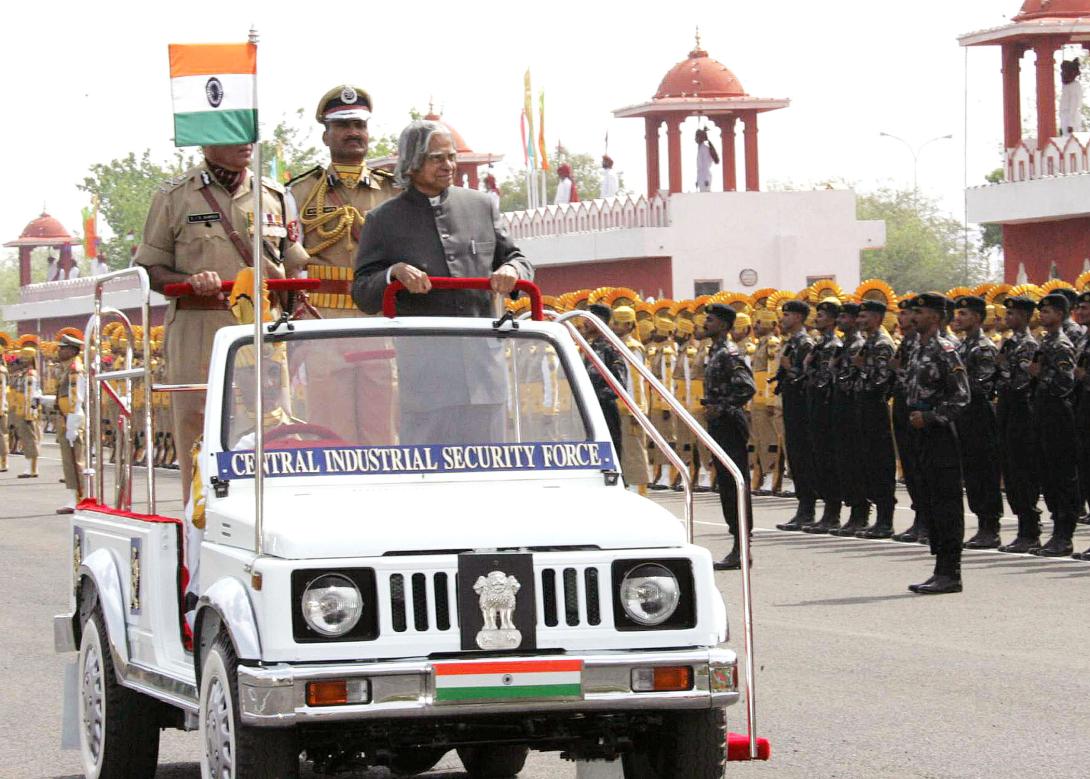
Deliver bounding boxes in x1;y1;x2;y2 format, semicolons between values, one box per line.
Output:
0;335;10;472
646;301;678;489
672;306;703;489
11;346;41;478
286;86;396;443
136;143;307;501
749;309;782;494
610;304;650;492
55;333;85;513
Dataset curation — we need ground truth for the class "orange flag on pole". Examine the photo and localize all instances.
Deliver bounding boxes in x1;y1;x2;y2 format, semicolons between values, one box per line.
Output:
538;90;549;171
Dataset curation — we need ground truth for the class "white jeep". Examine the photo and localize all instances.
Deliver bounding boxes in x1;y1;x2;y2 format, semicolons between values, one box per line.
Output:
56;272;754;778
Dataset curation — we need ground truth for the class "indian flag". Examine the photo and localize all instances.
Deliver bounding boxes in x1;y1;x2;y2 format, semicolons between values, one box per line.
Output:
434;659;582;703
168;43;257;147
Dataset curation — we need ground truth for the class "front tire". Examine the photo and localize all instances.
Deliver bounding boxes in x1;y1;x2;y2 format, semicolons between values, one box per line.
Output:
199;632;299;779
622;708;727;778
457;744;529;777
390;747;448;776
78;609;160;778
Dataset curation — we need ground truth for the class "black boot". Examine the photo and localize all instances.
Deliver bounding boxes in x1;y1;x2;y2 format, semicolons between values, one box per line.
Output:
892;516;920;543
802;504;841;534
1032;522;1075;557
831;504;869;536
964;516;1002;549
1077;513;1090;526
997;536;1040;554
857;503;895;539
910;555;962;594
776;505;816;532
714;538;752;570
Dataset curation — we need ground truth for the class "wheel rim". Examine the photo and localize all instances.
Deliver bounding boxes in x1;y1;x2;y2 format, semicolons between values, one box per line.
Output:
204;672;234;778
80;639;105;770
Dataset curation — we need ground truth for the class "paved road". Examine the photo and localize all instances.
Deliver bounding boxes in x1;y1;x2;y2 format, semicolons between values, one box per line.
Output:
3;443;1089;778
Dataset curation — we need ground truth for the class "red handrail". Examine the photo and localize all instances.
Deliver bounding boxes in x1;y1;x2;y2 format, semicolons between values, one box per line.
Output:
162;278;320;297
382;276;544;321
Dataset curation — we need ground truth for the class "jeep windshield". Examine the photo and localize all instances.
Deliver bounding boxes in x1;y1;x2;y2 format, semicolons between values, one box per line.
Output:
222;330;593;453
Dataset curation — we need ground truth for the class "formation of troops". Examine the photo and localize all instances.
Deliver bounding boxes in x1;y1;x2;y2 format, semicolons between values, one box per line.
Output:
510;273;1090;592
4;81;1090;594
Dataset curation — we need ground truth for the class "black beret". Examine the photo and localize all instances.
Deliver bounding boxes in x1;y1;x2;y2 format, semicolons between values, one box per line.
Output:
913;292;948;313
1078;291;1090;305
1038;293;1070;314
897;298;915;311
840;302;861;317
954;295;987;318
860;299;887;315
815;299;842;316
782;299;810;316
706;303;737;328
589;303;613;322
1005;295;1037;313
1054;288;1078;305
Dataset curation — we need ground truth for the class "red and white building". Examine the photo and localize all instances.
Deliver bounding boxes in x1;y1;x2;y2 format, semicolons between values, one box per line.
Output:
961;0;1090;282
505;38;885;298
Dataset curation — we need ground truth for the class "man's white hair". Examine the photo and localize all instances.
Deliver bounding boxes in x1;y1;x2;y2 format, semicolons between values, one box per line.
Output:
395;119;453;189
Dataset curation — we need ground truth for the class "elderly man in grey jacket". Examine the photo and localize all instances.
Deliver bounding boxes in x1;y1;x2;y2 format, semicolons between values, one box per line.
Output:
352;119;533;317
352;120;535;445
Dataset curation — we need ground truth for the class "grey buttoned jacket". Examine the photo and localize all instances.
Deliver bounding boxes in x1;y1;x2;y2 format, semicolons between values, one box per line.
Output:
352;185;533;317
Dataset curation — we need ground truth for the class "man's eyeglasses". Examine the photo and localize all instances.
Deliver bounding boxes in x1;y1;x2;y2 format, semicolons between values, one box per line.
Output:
424;152;457;165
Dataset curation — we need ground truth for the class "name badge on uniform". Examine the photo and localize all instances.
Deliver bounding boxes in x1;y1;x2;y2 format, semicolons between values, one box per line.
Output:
187;212;221;224
303;206;338;218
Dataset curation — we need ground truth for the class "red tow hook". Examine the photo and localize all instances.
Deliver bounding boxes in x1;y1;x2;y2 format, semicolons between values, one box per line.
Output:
726;732;771;761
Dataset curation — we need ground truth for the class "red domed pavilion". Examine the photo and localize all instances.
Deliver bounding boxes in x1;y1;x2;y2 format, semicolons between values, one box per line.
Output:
4;211;78;286
614;32;789;195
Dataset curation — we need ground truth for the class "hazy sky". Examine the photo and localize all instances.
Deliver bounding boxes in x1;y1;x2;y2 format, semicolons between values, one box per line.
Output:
0;0;1073;249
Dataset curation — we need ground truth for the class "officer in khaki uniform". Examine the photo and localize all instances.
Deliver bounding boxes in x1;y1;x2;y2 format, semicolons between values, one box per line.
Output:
55;333;85;513
11;345;41;477
672;306;703;488
749;309;782;494
136;143;307;501
286;86;396;443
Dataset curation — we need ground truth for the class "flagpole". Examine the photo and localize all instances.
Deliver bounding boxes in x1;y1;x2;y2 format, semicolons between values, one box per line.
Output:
249;25;265;558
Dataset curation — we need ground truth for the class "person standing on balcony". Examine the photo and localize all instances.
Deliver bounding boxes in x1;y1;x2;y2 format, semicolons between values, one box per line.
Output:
555;163;578;205
1059;59;1084;136
600;155;619;199
695;128;719;192
483;174;502;211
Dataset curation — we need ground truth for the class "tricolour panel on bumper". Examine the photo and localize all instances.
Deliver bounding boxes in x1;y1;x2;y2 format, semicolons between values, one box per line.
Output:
237;648;738;726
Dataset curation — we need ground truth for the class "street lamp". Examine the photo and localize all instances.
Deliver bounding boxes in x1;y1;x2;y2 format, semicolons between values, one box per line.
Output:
879;132;953;196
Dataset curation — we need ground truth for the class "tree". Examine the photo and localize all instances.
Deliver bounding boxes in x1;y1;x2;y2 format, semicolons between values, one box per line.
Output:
857;186;991;292
499;146;619;211
979;168;1004;255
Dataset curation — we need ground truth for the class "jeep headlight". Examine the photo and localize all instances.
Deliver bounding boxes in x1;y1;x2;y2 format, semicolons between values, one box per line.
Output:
302;574;363;637
619;563;680;626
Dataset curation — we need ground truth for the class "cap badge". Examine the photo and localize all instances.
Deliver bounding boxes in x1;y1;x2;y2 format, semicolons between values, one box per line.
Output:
340;86;358;104
205;77;224;108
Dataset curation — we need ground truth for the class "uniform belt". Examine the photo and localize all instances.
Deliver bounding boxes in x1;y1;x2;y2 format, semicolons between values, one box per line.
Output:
174;295;231;311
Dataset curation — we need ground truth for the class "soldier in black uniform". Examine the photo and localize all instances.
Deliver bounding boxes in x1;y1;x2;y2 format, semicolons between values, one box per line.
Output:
1028;293;1080;557
702;304;757;570
951;296;1005;549
584;303;627;461
905;293;970;594
829;302;871;536
853;300;898;538
1073;291;1090;542
995;296;1043;554
891;300;925;543
802;299;844;534
1055;287;1086;344
773;300;818;531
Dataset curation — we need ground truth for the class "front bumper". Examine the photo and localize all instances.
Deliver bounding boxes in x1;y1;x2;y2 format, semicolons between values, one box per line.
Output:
237;647;738;727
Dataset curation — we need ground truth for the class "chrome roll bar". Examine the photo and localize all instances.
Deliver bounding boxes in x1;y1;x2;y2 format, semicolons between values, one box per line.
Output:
551;308;759;760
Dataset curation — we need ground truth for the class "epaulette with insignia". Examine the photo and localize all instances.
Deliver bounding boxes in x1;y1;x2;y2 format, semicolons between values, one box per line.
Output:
260;176;285;194
286;165;323;189
371;168;394;182
158;174;187;193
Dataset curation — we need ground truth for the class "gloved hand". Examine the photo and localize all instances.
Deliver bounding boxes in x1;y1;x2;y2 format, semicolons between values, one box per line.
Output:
66;413;84;444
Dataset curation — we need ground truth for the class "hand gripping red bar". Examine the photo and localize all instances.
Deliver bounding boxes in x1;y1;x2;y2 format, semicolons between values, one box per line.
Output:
162;278;321;297
382;276;544;321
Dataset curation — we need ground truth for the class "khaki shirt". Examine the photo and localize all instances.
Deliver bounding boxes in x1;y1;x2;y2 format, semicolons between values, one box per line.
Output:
57;356;84;415
135;163;307;284
286;163;394;271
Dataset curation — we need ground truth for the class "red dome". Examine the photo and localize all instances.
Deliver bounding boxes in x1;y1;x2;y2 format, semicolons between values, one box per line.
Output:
655;45;745;99
426;112;472;153
1014;0;1090;20
19;212;72;241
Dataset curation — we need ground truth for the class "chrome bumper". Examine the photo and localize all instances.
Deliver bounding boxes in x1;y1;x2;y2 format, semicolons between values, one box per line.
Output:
237;647;738;727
